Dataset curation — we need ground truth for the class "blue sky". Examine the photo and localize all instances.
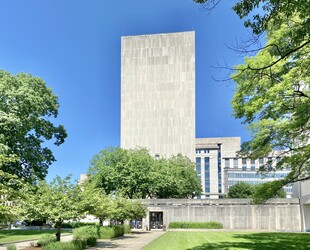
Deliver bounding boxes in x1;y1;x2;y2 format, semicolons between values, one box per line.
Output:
0;0;252;181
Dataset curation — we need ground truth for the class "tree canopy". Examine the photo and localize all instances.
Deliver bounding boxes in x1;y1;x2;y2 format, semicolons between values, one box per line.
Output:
23;176;83;241
194;0;310;197
227;182;286;201
87;147;201;199
0;70;67;181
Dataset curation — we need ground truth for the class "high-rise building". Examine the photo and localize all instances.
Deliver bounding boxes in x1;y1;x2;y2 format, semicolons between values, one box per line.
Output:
121;31;195;160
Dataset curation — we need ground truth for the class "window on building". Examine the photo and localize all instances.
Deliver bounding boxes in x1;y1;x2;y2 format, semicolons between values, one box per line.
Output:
205;157;210;193
251;159;255;165
242;166;247;171
267;157;273;170
233;158;238;169
225;159;230;168
251;165;256;171
196;158;201;177
242;158;247;165
259;157;264;165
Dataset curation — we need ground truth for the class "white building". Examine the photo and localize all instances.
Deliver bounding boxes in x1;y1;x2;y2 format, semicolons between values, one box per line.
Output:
121;31;195;161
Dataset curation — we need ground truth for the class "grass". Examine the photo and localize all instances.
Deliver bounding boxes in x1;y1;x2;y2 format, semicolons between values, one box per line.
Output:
142;231;310;250
0;229;71;243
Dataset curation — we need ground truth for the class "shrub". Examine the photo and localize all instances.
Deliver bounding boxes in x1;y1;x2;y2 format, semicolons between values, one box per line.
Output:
99;225;125;239
124;224;131;234
58;222;98;229
73;226;98;247
43;240;86;250
168;222;223;229
6;245;16;250
37;234;57;247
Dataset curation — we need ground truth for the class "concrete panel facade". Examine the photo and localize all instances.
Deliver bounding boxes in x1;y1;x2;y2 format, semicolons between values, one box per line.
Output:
143;199;301;231
121;32;195;160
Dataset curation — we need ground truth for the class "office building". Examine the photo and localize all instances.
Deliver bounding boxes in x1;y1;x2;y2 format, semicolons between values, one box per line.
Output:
121;31;195;160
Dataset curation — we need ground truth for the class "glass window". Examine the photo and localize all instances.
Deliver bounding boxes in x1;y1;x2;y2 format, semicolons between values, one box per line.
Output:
251;165;256;171
259;158;264;165
242;166;247;171
242;158;247;165
205;157;210;193
196;158;201;176
225;159;230;168
233;158;238;168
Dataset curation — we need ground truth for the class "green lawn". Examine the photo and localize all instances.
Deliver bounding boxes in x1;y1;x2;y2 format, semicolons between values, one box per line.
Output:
143;231;310;250
0;229;71;243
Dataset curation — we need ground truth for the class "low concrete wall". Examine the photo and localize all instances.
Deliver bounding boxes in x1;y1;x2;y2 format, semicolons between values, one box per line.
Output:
143;199;301;231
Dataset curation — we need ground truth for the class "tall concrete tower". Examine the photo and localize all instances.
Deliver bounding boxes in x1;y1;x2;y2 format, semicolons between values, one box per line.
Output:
121;31;195;160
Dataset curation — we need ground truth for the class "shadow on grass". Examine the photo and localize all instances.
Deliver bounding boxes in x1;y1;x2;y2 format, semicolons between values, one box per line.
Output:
187;233;310;250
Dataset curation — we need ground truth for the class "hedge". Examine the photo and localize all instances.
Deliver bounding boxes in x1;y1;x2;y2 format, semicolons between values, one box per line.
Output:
43;240;86;250
168;221;223;229
99;225;125;239
37;234;57;247
58;222;98;229
73;226;98;247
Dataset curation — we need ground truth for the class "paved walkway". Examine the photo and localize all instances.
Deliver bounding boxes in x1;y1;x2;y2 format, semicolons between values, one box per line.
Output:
0;231;164;250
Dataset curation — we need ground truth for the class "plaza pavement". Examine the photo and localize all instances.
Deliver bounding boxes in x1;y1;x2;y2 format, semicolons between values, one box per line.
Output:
0;231;165;250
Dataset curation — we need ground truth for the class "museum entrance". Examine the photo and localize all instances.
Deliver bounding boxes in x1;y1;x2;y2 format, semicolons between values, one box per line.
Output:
149;212;163;230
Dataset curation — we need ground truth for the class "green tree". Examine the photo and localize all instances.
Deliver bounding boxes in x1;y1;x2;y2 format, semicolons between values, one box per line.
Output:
0;70;67;181
23;176;83;241
194;0;310;199
154;155;202;198
252;181;287;204
87;147;201;199
227;182;254;198
88;147;154;199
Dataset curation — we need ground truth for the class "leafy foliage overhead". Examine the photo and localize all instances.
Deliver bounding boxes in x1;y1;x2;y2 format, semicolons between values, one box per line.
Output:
0;70;67;180
194;0;310;197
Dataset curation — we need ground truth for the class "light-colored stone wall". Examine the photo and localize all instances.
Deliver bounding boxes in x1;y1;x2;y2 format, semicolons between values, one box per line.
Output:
143;198;301;231
121;31;195;160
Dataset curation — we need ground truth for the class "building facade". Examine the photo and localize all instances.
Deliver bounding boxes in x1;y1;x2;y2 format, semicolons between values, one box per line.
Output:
121;31;195;161
195;137;292;199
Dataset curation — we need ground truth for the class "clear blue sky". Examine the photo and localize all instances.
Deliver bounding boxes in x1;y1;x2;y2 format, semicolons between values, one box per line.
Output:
0;0;252;181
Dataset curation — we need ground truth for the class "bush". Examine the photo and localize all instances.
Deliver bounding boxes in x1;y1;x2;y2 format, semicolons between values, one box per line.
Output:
168;222;223;229
99;225;125;239
6;245;16;250
58;222;98;229
73;226;98;247
43;240;86;250
37;234;57;247
124;224;131;234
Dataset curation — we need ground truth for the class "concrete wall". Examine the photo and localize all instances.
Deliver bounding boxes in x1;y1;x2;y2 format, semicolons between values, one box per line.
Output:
143;199;301;231
121;31;195;160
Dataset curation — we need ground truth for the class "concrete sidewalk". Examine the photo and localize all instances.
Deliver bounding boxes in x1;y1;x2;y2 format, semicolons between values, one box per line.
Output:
0;231;164;250
90;231;165;250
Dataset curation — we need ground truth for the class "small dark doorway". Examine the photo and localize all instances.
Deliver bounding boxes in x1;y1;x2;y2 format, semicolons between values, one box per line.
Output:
149;212;163;230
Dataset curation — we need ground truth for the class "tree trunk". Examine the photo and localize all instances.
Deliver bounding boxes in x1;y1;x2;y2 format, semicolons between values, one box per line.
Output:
99;217;103;226
55;222;61;241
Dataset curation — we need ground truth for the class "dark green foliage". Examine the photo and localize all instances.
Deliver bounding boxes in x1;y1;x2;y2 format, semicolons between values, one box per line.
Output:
37;234;57;247
252;181;287;204
73;226;98;247
99;225;125;239
228;182;254;198
168;222;223;229
88;147;201;199
0;70;67;181
59;222;98;229
43;240;86;250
